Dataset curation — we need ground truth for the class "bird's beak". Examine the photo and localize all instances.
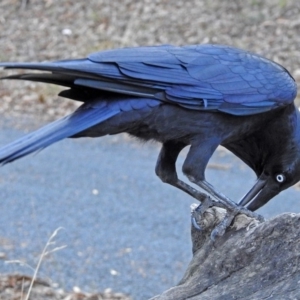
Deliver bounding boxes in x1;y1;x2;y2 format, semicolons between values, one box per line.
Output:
239;178;266;206
238;175;279;211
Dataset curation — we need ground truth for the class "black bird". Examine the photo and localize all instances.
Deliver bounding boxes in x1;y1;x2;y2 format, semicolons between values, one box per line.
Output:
0;44;299;237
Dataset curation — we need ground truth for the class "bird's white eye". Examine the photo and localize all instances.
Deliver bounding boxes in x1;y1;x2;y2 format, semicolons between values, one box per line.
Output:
276;174;285;183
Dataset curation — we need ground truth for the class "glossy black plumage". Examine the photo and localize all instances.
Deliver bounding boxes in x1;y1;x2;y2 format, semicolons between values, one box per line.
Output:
0;44;299;225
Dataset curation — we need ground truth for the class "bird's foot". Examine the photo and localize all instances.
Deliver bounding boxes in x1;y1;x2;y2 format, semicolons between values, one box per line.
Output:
191;197;264;241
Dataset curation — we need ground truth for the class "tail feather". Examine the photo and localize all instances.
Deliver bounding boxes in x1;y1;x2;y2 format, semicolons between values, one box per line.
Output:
0;101;120;164
0;60;162;100
1;73;76;87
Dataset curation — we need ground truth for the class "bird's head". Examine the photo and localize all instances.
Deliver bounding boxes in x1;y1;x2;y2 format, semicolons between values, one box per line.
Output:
239;155;300;211
239;108;300;211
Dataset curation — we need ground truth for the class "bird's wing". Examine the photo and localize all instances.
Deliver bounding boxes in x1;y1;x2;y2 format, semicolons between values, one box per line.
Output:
0;44;297;116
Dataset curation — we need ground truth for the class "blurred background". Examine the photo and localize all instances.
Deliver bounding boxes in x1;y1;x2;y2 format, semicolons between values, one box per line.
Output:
0;0;300;299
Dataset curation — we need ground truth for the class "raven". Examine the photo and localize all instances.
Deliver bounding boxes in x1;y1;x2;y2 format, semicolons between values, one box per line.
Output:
0;44;299;237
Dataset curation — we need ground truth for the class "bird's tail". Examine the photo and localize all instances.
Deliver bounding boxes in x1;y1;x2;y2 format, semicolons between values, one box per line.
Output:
0;99;122;165
0;60;161;165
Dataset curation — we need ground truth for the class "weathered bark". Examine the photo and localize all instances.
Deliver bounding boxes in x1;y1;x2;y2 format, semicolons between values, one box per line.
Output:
151;205;300;300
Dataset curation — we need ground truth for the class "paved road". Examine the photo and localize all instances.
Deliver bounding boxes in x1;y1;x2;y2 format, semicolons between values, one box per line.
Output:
0;118;299;299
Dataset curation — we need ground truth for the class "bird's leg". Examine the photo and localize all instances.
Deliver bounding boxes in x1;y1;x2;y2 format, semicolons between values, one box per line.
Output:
156;142;228;236
155;141;220;205
182;142;264;238
156;141;263;239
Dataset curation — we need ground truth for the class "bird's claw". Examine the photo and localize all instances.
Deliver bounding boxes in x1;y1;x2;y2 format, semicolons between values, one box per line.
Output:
210;210;238;241
191;195;215;231
191;197;264;240
191;214;202;230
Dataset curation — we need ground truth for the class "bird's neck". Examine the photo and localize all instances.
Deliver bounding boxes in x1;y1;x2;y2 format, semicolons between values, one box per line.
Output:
259;104;300;168
222;104;300;177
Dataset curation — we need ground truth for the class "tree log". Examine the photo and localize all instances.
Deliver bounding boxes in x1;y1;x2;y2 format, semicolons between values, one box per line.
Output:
151;205;300;300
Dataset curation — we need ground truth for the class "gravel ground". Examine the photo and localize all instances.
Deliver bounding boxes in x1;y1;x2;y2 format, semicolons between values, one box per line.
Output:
0;0;300;121
1;0;300;299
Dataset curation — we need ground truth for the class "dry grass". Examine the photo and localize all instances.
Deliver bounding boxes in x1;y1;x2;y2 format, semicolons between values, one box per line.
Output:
1;229;130;300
